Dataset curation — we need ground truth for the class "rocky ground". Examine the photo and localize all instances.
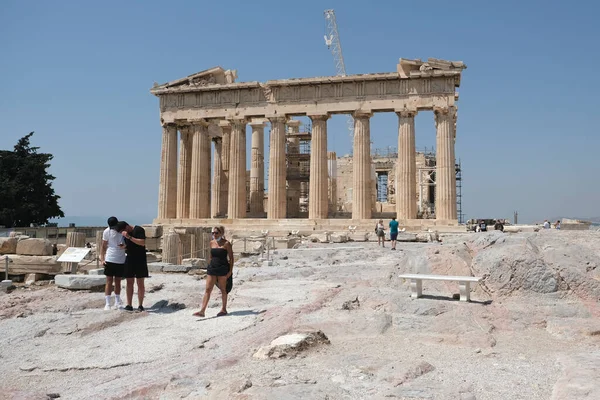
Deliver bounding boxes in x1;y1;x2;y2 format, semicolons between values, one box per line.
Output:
1;230;599;400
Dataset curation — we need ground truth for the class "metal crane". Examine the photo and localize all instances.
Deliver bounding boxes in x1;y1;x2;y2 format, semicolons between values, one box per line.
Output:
324;9;354;138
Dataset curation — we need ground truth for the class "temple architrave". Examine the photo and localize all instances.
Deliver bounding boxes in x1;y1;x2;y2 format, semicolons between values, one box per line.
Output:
150;59;466;231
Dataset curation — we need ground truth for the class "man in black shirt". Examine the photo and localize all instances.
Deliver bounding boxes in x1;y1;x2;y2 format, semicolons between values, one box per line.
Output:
116;221;148;312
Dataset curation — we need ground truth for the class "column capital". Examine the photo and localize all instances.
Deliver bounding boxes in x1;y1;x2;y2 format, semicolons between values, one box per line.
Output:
267;115;288;124
395;109;418;118
352;110;372;119
433;106;457;116
227;117;247;129
161;122;177;129
308;113;330;121
248;119;267;128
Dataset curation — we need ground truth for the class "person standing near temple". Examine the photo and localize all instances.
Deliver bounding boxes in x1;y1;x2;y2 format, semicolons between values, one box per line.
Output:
100;216;126;310
116;221;148;312
375;219;386;247
389;217;399;250
194;226;234;318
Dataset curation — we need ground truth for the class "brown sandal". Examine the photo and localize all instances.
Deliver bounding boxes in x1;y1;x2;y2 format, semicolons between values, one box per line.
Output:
192;311;205;317
216;311;228;317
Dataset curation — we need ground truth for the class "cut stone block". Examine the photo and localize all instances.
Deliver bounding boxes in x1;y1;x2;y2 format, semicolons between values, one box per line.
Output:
7;255;61;275
1;280;14;293
88;269;105;275
0;237;18;254
148;264;164;273
182;258;208;269
16;239;53;256
163;265;192;273
143;225;163;238
145;238;161;251
55;274;106;290
24;273;50;284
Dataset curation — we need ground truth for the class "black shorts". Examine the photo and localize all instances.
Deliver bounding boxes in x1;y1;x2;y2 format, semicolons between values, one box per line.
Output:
390;232;398;241
123;263;149;279
104;262;124;277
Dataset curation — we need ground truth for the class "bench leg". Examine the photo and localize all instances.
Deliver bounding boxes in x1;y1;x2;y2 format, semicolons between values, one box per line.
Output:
459;281;471;302
410;279;423;299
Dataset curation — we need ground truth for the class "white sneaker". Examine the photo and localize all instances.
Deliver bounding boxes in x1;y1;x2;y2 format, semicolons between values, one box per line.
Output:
114;301;124;310
104;304;111;311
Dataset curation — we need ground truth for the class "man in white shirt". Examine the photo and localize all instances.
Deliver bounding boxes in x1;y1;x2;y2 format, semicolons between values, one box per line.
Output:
100;216;126;310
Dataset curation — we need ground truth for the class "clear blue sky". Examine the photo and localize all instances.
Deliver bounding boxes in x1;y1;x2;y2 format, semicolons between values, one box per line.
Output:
1;0;599;225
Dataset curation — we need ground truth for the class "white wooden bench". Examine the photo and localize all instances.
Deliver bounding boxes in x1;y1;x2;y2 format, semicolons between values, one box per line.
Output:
398;274;482;302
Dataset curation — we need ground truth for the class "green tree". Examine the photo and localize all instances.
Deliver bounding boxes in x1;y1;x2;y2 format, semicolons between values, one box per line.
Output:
0;132;64;227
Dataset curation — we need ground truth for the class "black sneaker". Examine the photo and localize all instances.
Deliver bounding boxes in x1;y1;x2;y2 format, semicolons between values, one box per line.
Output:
137;305;145;312
124;305;134;312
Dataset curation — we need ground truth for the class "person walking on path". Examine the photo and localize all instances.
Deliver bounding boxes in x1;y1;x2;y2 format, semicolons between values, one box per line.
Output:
100;216;126;310
116;221;148;312
389;217;399;250
194;226;234;318
376;219;386;247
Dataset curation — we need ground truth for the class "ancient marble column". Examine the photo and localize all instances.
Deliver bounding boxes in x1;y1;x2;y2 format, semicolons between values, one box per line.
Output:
189;121;211;219
219;121;231;217
308;114;329;219
434;106;457;220
352;112;372;220
227;119;247;219
211;137;223;218
249;120;265;216
267;116;287;219
157;124;178;219
176;126;192;219
371;162;377;214
396;110;417;220
328;151;338;214
286;120;301;218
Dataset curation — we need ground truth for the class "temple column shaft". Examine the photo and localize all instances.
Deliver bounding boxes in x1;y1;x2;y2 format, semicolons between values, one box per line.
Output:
211;138;223;218
308;114;329;219
249;121;265;216
176;127;192;219
352;112;372;219
157;124;178;219
267;116;287;219
434;106;457;220
227;119;247;219
327;151;338;214
219;122;231;217
189;122;211;219
396;111;417;219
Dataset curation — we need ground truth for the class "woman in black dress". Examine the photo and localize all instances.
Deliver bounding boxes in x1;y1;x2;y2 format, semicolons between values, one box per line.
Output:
193;226;234;317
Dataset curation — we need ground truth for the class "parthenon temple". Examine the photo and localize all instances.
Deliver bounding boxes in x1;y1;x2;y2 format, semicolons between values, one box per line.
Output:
151;58;466;230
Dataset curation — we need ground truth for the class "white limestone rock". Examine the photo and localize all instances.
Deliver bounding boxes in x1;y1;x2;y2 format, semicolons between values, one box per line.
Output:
182;258;208;269
1;280;14;293
253;331;330;359
88;269;104;275
54;274;106;290
16;239;53;256
330;233;348;243
308;233;330;243
0;237;18;254
163;265;192;273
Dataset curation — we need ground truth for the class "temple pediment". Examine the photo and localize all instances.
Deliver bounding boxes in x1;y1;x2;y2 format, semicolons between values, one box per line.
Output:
152;67;238;91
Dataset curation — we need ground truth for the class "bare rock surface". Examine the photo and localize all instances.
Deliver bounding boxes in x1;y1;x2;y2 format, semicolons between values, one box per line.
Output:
0;231;599;399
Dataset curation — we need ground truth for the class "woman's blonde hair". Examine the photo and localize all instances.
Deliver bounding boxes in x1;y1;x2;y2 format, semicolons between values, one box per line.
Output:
212;226;226;237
